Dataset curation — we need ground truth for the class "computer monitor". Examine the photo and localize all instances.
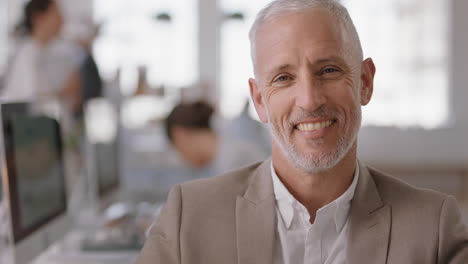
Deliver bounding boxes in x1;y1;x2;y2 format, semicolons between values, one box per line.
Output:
0;101;70;264
84;98;120;207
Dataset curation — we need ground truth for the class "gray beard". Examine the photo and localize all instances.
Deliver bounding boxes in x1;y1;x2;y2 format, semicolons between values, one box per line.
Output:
269;110;360;174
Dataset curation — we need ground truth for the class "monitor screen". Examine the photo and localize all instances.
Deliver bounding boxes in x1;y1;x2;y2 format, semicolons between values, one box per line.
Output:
95;141;120;197
1;102;67;244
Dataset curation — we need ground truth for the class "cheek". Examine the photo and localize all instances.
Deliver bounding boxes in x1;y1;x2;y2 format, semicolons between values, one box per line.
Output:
175;145;196;164
342;97;362;130
173;140;188;156
264;89;292;119
53;16;63;29
327;83;361;120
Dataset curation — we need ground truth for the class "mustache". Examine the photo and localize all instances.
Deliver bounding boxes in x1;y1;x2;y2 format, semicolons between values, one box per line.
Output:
289;106;340;125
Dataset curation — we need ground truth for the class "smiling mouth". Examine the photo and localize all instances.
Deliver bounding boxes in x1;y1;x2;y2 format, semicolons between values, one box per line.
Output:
295;120;335;132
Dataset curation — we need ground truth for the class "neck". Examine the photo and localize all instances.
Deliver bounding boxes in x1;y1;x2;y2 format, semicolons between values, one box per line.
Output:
272;142;357;222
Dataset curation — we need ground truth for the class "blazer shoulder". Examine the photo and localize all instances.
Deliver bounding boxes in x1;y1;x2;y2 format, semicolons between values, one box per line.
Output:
368;166;449;206
178;161;264;200
365;166;468;263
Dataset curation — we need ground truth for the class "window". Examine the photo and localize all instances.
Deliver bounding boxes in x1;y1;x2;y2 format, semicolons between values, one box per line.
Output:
219;0;272;118
93;0;197;96
343;0;449;129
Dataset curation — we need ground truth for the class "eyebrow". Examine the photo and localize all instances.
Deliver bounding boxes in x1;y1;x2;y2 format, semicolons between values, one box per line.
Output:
263;56;346;74
312;56;347;65
267;64;294;74
260;64;295;80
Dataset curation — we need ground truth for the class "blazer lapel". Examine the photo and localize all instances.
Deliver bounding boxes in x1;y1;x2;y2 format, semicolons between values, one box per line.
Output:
347;161;391;264
236;159;276;264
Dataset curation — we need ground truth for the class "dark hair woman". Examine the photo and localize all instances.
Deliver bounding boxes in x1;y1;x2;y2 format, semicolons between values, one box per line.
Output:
2;0;82;114
23;0;63;39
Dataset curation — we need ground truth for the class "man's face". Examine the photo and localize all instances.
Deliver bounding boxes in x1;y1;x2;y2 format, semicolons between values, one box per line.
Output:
249;9;375;173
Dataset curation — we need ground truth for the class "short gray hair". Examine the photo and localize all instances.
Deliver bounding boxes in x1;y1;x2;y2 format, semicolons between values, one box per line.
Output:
249;0;363;71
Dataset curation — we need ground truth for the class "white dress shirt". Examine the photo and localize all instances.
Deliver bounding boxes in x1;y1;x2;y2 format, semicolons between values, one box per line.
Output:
271;162;359;264
2;38;83;101
2;39;41;100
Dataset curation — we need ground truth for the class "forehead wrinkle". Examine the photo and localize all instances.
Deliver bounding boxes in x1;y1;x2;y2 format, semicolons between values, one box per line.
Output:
262;63;295;77
252;7;363;72
261;49;348;75
256;27;348;73
257;40;342;74
256;32;296;69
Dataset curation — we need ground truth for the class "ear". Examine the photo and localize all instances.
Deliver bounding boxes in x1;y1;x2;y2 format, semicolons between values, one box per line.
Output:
249;78;268;123
360;58;376;106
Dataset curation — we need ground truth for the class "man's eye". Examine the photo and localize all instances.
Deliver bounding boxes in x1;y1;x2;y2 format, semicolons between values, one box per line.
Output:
273;75;292;82
322;68;339;74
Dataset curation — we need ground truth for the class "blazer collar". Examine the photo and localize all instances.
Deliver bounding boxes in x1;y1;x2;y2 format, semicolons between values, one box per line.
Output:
243;158;275;203
347;161;392;264
236;159;276;264
235;159;392;264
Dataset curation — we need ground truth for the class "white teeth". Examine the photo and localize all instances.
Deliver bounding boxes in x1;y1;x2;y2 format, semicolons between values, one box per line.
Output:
297;120;333;131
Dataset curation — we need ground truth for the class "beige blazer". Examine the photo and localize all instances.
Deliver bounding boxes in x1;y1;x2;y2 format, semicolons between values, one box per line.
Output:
135;160;468;263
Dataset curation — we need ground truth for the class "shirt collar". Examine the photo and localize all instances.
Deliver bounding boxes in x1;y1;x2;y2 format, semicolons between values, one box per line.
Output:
271;162;295;228
270;161;360;231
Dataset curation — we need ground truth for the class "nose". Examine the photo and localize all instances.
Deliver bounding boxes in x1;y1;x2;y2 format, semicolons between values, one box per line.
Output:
295;75;326;111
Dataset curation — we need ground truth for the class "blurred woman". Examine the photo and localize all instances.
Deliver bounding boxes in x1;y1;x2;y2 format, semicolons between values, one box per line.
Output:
165;101;265;178
2;0;82;113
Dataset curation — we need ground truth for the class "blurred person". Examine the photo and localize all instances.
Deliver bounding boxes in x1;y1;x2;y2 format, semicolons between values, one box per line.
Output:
165;101;265;178
75;23;103;101
136;0;468;263
66;22;103;116
2;0;82;114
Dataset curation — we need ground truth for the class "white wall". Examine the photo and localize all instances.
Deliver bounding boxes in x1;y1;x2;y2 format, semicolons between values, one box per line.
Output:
358;0;468;168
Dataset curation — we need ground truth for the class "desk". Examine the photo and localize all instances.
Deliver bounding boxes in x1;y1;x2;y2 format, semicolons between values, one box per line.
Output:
33;230;139;264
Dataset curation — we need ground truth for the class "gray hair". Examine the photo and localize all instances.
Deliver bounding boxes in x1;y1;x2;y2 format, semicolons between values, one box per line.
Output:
249;0;363;72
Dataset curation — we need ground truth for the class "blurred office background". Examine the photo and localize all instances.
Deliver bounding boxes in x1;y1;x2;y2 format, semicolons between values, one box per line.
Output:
0;0;468;262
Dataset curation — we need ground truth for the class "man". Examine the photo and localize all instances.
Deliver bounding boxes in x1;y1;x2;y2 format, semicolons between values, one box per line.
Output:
135;0;468;263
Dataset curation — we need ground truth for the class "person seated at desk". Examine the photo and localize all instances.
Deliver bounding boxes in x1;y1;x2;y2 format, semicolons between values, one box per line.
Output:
165;101;265;178
2;0;82;114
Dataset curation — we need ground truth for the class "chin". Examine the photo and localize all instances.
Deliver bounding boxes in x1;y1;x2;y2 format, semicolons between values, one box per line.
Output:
284;142;351;173
294;154;341;173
